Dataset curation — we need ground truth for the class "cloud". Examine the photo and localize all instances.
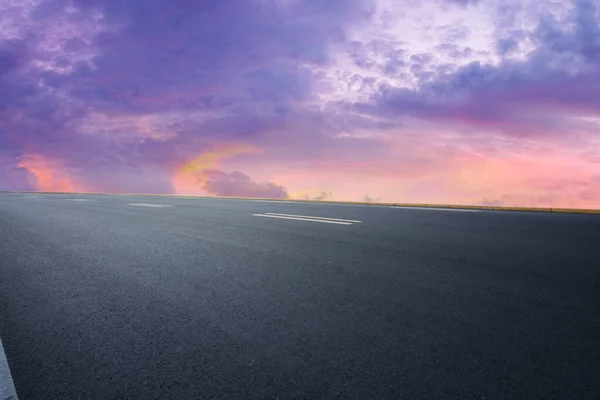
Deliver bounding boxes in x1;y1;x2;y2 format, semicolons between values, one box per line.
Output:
446;0;481;6
361;0;600;137
1;0;378;193
0;164;36;191
202;169;288;198
56;0;374;115
0;0;598;208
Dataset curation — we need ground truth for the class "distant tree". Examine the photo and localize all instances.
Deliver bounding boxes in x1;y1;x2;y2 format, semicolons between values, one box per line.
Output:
313;191;332;200
362;195;381;203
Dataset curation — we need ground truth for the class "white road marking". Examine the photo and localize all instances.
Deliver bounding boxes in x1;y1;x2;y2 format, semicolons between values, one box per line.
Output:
391;206;481;212
264;212;362;223
66;198;93;202
253;214;354;225
129;203;173;208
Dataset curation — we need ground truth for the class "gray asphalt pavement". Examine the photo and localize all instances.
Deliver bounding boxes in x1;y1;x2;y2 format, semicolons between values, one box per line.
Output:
1;192;599;399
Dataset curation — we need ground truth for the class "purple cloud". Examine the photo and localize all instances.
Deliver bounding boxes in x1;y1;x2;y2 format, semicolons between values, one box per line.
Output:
56;0;373;114
0;164;36;191
446;0;480;5
202;169;288;198
0;0;375;193
363;0;600;135
0;0;598;207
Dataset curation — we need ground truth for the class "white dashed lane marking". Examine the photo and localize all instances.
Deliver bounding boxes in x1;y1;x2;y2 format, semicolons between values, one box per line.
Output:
252;212;361;225
129;203;173;208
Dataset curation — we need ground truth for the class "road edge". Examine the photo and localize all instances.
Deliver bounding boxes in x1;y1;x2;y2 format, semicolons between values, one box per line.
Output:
0;338;18;400
4;191;600;215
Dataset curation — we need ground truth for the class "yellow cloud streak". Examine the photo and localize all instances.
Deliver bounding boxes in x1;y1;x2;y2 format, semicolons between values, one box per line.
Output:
173;142;263;194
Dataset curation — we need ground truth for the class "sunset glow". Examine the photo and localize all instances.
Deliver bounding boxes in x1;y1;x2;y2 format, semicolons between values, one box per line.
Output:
1;0;599;207
17;155;83;193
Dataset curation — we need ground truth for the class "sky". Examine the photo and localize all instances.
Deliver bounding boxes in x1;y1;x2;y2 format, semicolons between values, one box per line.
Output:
1;0;599;208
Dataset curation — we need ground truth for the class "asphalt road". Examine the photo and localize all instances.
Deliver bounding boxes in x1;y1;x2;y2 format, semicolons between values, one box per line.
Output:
1;193;599;399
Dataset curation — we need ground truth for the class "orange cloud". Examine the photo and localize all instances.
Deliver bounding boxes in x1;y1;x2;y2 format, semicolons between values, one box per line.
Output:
18;154;84;193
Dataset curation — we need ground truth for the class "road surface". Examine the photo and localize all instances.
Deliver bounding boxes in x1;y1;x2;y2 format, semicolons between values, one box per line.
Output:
1;193;599;399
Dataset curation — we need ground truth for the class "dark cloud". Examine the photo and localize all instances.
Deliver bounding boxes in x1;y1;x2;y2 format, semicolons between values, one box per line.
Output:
0;165;36;191
202;169;288;198
497;38;519;57
0;40;27;79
